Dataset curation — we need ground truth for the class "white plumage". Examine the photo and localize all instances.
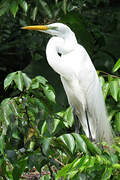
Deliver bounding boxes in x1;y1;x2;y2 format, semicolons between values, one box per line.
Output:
22;23;113;147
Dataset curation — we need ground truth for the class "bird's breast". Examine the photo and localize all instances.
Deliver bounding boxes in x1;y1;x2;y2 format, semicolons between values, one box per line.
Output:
61;76;86;111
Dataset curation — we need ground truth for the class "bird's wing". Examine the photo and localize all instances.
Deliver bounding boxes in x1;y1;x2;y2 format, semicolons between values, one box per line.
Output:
75;46;113;143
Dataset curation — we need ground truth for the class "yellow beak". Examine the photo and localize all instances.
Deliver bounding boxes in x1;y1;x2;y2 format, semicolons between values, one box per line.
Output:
21;25;48;31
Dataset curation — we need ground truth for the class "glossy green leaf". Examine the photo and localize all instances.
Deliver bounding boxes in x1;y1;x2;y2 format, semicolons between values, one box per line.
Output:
82;135;101;155
72;156;86;169
59;134;75;153
101;167;112;180
4;72;17;90
112;163;120;169
32;76;47;89
43;84;55;103
10;0;18;17
115;112;120;132
12;129;20;140
72;133;88;153
103;82;109;99
108;75;114;82
109;80;119;101
63;0;67;14
0;136;4;154
19;0;28;13
14;71;23;91
63;107;74;127
31;6;38;21
56;163;73;179
56;156;90;179
55;137;72;156
22;73;32;90
86;156;95;168
99;76;105;87
1;98;13;134
113;58;120;72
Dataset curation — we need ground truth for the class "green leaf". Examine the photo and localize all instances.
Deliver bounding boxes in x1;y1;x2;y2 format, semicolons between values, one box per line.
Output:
14;71;24;91
42;137;51;155
4;72;17;90
63;0;67;14
112;163;120;169
115;112;120;132
82;135;101;155
1;98;14;134
12;129;20;140
43;84;56;103
108;74;113;82
56;163;73;179
112;144;120;153
72;173;88;180
113;58;120;72
0;136;5;154
32;76;47;89
102;82;109;99
99;76;105;87
39;0;52;18
22;73;32;90
63;107;74;127
10;0;18;17
19;0;28;13
12;159;27;180
102;167;112;180
72;133;88;153
31;6;38;21
109;80;119;101
59;134;75;153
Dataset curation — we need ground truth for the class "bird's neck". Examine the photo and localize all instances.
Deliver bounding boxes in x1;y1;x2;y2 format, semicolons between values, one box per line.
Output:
46;33;77;76
62;31;77;54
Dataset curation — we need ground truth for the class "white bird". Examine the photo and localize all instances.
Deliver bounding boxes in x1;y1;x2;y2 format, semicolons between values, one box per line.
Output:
22;23;113;147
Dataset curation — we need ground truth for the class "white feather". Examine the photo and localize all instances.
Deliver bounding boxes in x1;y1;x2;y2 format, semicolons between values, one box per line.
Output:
45;23;113;147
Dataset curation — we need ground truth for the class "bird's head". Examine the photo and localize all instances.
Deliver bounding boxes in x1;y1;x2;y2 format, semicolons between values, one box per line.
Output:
22;23;72;39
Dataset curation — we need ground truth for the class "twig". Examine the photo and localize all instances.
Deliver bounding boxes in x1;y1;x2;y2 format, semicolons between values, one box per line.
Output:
54;158;64;167
39;145;55;179
47;163;55;180
98;70;119;78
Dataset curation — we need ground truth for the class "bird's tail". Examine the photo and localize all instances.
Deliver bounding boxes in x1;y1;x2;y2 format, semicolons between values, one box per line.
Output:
80;81;114;150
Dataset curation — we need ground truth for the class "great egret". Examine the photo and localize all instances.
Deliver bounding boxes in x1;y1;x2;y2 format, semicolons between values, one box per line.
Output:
22;23;113;147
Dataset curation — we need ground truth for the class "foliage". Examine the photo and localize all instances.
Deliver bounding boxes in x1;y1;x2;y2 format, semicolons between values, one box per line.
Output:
0;0;120;179
0;69;120;179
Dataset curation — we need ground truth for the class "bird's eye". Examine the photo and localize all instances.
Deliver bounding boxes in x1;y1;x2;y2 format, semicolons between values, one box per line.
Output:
58;52;61;56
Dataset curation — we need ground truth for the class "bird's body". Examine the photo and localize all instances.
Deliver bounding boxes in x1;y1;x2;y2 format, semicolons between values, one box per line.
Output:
22;23;113;147
46;35;113;144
